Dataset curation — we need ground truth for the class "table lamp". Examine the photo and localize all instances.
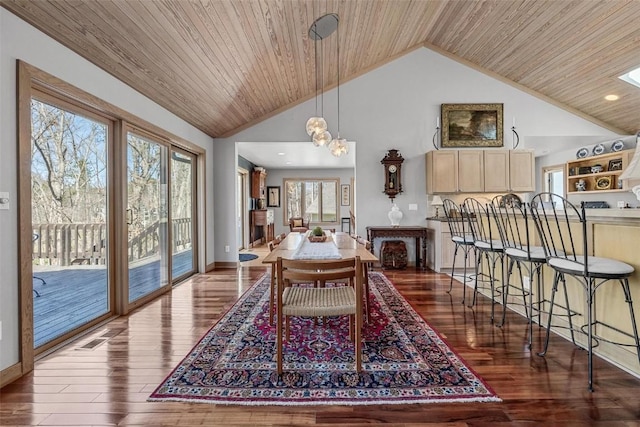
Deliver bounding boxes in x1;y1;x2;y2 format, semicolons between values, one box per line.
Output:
431;195;444;218
619;132;640;202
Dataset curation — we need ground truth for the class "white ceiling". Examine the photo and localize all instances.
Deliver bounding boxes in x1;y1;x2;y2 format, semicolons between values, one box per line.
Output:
237;141;355;170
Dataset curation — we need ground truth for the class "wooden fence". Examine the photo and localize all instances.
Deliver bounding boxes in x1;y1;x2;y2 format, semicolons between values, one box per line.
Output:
33;218;192;266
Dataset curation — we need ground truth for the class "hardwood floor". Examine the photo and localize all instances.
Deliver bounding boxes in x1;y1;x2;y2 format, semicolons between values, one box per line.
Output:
2;267;640;426
32;250;194;347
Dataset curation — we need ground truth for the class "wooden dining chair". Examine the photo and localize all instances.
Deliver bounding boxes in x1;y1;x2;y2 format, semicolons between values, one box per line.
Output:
276;256;363;374
356;237;373;323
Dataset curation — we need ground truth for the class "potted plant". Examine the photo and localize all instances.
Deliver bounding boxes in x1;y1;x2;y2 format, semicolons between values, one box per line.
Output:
308;226;327;242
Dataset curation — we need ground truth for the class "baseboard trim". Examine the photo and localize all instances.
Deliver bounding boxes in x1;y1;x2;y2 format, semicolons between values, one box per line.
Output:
205;262;216;272
214;261;239;269
1;362;23;388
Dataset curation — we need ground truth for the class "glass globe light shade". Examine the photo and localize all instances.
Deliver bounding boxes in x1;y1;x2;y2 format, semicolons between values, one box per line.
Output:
306;117;327;136
313;129;332;147
329;138;348;156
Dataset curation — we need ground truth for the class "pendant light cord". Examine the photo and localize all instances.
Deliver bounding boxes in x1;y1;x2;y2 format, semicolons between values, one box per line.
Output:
314;23;319;117
320;35;324;120
336;15;340;137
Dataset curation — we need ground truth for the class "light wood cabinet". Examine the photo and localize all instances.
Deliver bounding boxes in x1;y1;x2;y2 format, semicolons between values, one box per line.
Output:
483;150;510;192
426;150;458;194
458;150;484;192
509;149;536;192
426;149;535;194
426;220;475;273
566;150;633;194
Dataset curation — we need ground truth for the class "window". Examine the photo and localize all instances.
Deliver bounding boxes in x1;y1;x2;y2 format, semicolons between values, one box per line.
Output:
542;165;565;210
284;179;338;224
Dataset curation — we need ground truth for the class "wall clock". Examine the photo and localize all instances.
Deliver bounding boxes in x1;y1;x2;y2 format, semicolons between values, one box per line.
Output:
381;149;404;200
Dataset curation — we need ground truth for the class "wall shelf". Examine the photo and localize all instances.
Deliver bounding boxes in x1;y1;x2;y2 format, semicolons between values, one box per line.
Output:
566;151;632;194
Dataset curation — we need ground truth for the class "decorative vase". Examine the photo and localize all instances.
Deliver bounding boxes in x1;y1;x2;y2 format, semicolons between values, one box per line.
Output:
388;203;403;226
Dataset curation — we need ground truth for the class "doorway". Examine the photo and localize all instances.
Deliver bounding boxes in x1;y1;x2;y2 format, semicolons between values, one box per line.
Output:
237;168;249;251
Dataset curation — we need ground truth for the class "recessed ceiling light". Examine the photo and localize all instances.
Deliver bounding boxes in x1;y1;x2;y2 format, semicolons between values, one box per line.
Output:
277;152;285;156
604;94;619;101
285;161;292;165
620;66;640;89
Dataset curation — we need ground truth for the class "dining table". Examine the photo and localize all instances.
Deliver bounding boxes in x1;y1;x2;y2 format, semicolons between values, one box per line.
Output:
262;231;379;324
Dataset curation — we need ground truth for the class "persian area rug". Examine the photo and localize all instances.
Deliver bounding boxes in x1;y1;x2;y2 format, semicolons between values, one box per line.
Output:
148;272;500;406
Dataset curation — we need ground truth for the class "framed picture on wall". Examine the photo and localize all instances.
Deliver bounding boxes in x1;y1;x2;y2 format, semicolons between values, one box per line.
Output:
341;184;350;206
608;158;623;171
267;186;280;207
441;103;504;148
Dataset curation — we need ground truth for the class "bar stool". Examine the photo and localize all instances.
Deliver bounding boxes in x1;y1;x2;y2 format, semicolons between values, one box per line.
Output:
462;197;505;323
442;199;476;304
530;192;640;391
489;196;576;349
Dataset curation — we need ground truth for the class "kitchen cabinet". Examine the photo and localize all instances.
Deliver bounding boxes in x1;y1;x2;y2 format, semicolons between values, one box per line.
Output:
426;149;535;194
458;150;484;192
426;219;475;273
426;150;458;194
509;150;536;192
483;150;510;192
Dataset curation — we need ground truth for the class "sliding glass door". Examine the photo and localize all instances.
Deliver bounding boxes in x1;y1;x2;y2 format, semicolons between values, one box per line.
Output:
31;96;112;348
171;149;197;280
127;131;169;302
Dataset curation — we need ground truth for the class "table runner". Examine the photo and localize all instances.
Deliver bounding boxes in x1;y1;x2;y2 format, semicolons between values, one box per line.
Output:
292;236;341;259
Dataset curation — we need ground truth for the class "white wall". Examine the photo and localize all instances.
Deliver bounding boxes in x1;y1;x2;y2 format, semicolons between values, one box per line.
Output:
213;46;617;264
0;10;213;370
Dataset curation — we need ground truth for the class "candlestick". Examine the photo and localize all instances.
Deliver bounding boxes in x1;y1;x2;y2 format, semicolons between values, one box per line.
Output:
436;117;440;128
512;117;516;127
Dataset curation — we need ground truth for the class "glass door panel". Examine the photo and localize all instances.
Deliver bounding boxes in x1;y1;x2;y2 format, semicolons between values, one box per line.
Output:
127;132;168;302
171;149;196;280
31;98;110;348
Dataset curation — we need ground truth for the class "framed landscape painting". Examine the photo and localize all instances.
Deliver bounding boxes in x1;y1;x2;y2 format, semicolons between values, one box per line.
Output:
441;103;503;148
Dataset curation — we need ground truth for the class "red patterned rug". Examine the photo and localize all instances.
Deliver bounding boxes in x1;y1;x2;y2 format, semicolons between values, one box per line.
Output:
148;272;499;405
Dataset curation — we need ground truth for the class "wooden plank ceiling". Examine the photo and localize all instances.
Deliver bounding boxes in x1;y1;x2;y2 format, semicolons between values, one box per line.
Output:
3;0;639;137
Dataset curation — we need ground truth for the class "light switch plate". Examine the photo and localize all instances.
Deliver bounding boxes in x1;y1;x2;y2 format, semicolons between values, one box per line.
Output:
0;192;9;210
408;204;418;211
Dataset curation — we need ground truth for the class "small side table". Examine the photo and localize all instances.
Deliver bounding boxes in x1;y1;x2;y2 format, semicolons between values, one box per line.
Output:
366;226;427;270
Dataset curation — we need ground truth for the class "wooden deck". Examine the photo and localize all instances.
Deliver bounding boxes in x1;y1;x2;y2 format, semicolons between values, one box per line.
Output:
32;249;194;347
3;267;640;425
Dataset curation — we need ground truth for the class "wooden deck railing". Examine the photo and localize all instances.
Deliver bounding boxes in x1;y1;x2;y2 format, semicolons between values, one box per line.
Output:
33;218;192;266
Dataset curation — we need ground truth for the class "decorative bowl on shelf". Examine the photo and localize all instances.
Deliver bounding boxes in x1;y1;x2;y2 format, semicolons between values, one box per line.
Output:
592;143;605;156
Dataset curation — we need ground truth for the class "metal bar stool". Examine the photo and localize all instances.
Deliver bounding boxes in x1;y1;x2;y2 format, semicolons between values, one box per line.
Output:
530;192;640;391
462;197;505;323
490;196;577;349
442;199;476;305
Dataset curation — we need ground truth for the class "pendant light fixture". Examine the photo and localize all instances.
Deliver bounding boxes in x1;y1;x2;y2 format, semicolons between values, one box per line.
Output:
328;14;348;157
305;19;327;138
307;13;338;148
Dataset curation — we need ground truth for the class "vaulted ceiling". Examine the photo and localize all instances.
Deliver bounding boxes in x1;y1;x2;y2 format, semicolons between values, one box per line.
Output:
3;0;639;138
